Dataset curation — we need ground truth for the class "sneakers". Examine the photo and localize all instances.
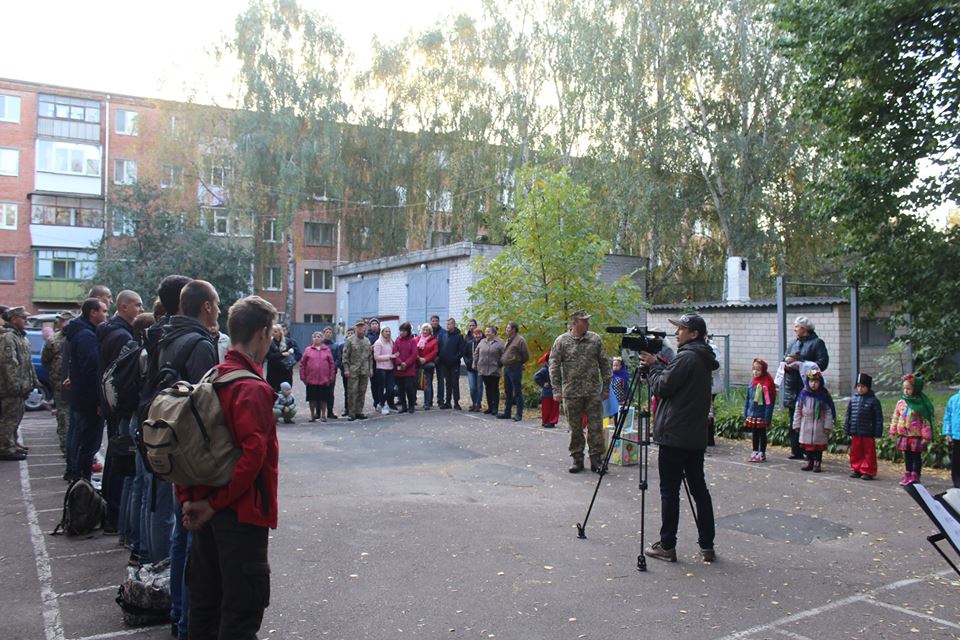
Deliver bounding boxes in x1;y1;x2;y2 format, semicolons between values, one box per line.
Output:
861;474;874;481
749;451;759;462
849;470;862;478
758;452;766;462
644;541;677;562
898;472;911;486
801;461;814;471
380;405;390;415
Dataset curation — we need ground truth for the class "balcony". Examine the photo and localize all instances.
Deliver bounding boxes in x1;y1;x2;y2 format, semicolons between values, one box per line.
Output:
33;279;87;303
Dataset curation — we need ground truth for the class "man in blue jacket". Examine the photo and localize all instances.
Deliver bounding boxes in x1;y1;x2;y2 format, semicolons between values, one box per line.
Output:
64;298;108;482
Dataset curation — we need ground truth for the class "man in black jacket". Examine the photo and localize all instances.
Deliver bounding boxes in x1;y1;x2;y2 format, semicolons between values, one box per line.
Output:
64;298;108;481
639;313;719;563
438;318;466;410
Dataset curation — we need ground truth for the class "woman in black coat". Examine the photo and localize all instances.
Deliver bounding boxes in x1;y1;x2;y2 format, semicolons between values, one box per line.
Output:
265;325;297;392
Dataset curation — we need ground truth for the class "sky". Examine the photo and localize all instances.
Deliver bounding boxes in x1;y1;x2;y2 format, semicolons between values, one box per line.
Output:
1;0;478;102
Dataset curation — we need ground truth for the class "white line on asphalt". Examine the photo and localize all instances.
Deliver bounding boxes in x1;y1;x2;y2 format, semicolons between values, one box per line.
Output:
33;475;67;480
712;571;954;640
57;585;117;598
26;453;69;458
27;462;69;467
773;628;816;640
68;628;158;640
19;458;65;640
862;598;960;631
35;508;62;513
51;548;125;560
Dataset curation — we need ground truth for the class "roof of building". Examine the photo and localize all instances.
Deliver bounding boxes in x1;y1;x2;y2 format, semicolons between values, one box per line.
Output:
651;296;849;311
333;241;504;276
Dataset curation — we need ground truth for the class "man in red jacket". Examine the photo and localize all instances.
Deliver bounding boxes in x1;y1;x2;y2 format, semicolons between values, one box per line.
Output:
178;295;279;640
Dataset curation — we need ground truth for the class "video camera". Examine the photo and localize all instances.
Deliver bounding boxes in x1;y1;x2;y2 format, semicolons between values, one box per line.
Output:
605;326;666;354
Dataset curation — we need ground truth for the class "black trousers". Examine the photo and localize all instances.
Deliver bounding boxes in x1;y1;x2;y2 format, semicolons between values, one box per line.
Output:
436;363;446;406
751;429;768;453
904;450;923;475
951;440;960;488
443;364;460;405
187;508;270;640
482;375;500;414
657;445;715;551
397;376;417;411
788;406;802;456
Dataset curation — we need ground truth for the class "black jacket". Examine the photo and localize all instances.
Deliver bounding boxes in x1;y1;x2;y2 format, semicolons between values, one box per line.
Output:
438;328;466;366
844;392;884;438
65;316;101;413
264;339;292;391
782;331;829;408
97;315;133;372
157;315;218;385
647;339;719;450
464;333;478;371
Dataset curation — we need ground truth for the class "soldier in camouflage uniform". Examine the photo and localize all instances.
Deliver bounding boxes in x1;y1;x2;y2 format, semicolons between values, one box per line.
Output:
549;310;612;473
342;319;372;420
41;310;73;454
0;307;39;461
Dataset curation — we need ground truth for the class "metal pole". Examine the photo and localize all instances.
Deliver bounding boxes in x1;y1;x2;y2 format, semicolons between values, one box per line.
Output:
850;282;860;392
776;276;787;358
723;335;731;399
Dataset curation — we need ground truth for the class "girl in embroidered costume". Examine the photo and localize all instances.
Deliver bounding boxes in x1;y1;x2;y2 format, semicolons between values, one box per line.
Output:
792;368;835;473
889;374;934;486
743;358;777;462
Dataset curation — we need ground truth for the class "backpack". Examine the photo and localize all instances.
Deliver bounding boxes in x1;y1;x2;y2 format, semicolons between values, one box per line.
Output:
140;366;261;486
116;558;171;627
52;478;106;536
137;332;206;422
101;339;145;417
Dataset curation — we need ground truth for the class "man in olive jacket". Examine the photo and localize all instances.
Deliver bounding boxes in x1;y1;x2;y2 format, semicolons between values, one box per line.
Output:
639;313;719;563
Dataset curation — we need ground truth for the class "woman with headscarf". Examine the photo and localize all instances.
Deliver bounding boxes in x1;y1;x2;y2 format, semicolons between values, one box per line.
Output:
792;368;835;473
743;358;777;462
888;373;935;486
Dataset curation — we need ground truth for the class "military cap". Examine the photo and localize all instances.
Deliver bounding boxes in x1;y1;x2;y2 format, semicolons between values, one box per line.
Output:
354;319;366;327
570;310;591;320
57;310;75;320
7;306;27;318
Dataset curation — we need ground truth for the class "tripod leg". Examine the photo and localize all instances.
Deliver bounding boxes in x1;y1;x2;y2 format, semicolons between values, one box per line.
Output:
682;474;700;530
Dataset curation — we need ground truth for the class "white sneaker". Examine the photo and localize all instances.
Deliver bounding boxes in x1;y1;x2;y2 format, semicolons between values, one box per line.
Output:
381;405;389;415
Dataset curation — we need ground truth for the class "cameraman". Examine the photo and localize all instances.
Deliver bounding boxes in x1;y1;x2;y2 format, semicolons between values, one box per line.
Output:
638;313;719;563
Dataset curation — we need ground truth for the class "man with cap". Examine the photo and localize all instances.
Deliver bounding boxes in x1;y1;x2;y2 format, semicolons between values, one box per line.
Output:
0;307;39;460
342;319;373;420
843;372;884;480
41;310;74;454
549;310;612;473
638;313;719;563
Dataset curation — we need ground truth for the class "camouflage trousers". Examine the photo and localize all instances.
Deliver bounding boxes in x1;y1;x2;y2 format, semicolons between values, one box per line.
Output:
564;395;605;462
54;390;68;453
0;396;25;454
347;374;369;417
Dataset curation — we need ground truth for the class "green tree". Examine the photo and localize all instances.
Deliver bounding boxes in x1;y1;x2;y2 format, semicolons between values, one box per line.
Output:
777;0;960;374
467;166;644;362
95;183;255;318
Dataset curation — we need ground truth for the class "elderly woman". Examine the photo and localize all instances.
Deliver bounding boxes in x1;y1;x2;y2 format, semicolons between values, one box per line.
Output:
782;316;829;459
417;323;439;409
300;331;336;422
474;326;506;415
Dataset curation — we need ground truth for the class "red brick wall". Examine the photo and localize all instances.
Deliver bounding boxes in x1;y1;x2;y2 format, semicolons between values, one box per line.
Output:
0;84;37;311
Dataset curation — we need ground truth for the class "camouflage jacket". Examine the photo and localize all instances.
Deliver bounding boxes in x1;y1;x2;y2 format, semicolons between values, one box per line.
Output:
548;330;611;399
41;330;67;386
0;326;38;398
342;334;372;376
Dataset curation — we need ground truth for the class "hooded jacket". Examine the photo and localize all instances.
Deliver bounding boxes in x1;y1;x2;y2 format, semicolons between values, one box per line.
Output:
647;338;719;450
97;314;134;372
65;316;101;412
438;327;466;366
157;315;218;385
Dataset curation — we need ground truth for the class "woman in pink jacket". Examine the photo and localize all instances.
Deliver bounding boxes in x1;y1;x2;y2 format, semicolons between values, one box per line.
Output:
300;330;336;422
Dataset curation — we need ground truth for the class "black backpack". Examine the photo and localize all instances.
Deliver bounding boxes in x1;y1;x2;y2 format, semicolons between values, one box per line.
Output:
116;559;172;627
101;339;145;417
52;478;106;536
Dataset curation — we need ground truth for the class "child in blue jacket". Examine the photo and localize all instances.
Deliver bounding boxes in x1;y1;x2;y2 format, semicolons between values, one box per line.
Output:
743;358;777;462
945;387;960;488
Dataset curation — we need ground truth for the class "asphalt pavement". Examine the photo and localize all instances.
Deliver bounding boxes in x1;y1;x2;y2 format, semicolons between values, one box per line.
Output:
2;403;959;640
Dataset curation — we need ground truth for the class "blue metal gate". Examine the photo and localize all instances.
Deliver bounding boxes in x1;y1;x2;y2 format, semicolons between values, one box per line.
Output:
347;278;379;325
406;268;448;327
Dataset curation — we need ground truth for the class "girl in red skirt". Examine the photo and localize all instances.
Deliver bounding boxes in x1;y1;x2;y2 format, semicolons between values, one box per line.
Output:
888;374;934;486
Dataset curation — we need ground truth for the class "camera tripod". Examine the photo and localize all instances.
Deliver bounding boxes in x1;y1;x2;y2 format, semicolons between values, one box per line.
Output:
575;356;700;572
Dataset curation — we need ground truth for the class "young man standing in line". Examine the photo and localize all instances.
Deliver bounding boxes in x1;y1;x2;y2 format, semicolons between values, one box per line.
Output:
179;295;279;640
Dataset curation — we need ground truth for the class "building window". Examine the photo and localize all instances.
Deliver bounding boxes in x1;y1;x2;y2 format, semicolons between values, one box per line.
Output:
430;231;453;248
38;95;100;123
34;249;97;281
200;208;253;237
0;203;16;230
113;159;138;185
115;109;138;135
0;95;20;123
32;201;104;228
861;318;894;347
0;255;14;282
303;314;333;324
35;140;101;177
303;269;334;292
304;221;335;246
170;115;178;134
263;266;282;291
0;148;19;176
160;165;183;188
111;209;135;236
429;190;453;213
263;218;281;243
208;161;232;188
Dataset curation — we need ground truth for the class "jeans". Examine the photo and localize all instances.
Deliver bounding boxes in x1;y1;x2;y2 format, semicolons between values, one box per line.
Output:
435;363;446;407
422;366;435;408
442;363;460;405
68;407;104;480
466;370;483;407
119;417;142;547
188;509;270;640
170;500;190;638
503;365;523;418
657;445;715;551
482;375;500;414
142;476;175;564
373;369;395;408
